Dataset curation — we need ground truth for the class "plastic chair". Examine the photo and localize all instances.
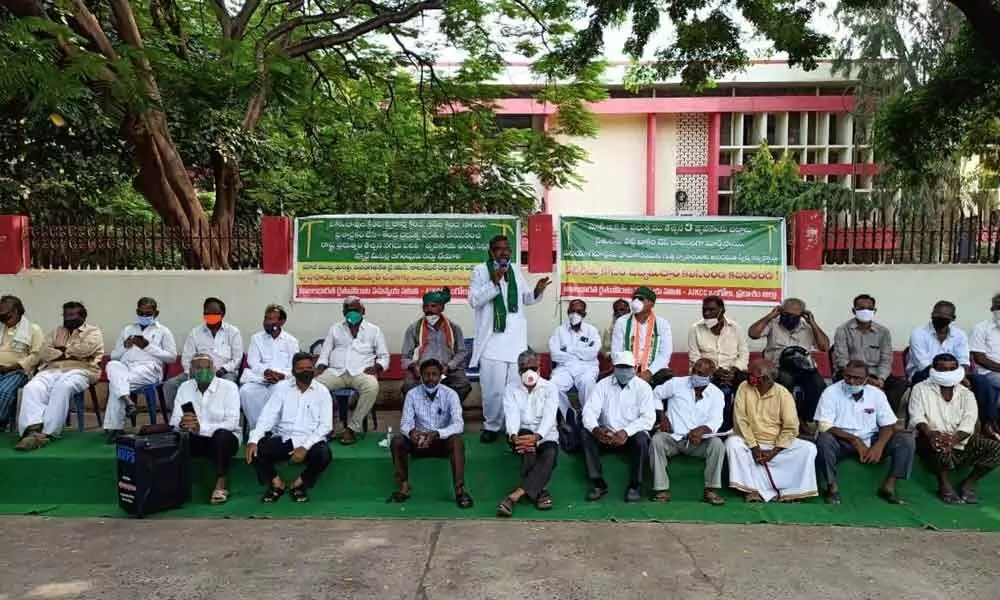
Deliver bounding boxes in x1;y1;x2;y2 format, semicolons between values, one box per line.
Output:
68;384;101;432
331;388;376;432
464;338;479;383
128;383;167;426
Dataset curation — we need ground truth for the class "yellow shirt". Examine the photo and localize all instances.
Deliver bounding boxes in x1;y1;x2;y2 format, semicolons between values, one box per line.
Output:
40;323;105;381
733;381;799;448
687;318;749;370
0;320;44;374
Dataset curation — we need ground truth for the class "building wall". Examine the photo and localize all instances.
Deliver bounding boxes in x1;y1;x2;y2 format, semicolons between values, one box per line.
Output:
5;266;996;356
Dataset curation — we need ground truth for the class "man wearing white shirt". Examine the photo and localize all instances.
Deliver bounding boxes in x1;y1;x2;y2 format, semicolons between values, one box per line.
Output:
611;287;673;387
497;350;560;516
163;297;242;411
469;235;550;443
240;304;300;429
650;358;727;505
389;359;473;509
171;354;241;505
246;352;333;504
970;293;1000;436
906;300;971;383
815;360;915;505
315;296;389;445
103;297;178;442
548;299;600;418
581;351;656;503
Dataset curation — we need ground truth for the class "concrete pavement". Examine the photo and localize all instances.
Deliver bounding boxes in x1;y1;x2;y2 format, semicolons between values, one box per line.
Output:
1;517;998;599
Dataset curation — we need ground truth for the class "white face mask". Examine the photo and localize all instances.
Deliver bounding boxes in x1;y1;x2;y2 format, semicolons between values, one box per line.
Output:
630;298;645;314
928;368;964;388
854;309;875;323
703;318;719;329
521;369;539;387
425;314;440;326
993;310;1000;325
568;312;583;326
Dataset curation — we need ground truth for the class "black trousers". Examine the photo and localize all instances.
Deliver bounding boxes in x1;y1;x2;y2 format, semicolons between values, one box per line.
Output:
189;430;239;478
253;436;332;488
712;369;746;432
390;434;466;489
776;368;827;422
511;428;558;500
581;429;650;489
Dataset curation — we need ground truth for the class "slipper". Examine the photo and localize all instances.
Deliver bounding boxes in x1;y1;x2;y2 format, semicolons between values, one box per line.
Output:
744;492;763;503
496;497;514;517
877;488;904;505
456;491;474;509
289;486;309;503
387;490;411;503
261;486;285;504
652;490;671;503
535;493;553;511
15;433;48;452
824;491;842;505
210;489;229;505
959;488;979;504
938;490;965;505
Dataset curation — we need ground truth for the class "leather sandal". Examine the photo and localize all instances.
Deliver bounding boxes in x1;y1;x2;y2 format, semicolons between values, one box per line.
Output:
261;486;285;503
496;496;514;517
455;491;474;509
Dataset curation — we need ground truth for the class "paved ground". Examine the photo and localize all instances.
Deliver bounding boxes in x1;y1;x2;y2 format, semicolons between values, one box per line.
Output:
2;517;999;600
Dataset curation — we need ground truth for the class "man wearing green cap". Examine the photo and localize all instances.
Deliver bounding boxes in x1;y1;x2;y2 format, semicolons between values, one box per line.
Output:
400;288;471;401
611;287;673;387
469;235;551;443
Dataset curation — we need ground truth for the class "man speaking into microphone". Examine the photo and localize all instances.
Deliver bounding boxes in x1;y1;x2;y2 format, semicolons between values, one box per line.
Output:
468;235;551;443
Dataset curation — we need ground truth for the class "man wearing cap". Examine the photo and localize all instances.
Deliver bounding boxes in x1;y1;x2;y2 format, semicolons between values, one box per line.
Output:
400;288;471;402
548;299;600;417
580;350;657;502
469;235;551;443
611;287;673;387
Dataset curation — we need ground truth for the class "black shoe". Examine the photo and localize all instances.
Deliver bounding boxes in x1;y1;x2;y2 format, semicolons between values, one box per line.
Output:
105;430;125;444
480;430;499;443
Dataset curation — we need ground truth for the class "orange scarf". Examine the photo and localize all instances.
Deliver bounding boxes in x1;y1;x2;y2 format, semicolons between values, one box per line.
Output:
625;313;659;372
418;317;454;358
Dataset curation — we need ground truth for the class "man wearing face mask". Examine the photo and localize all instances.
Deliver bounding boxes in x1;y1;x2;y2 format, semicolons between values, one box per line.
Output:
611;287;673;387
601;299;631;356
650;358;727;505
814;360;915;505
16;301;104;451
497;349;560;516
833;294;895;388
688;296;749;402
906;300;971;385
970;293;1000;437
316;296;389;445
548;299;600;418
725;359;818;502
400;288;470;402
247;352;333;503
171;354;241;504
909;353;1000;504
240;305;300;430
163;297;242;413
103;297;178;442
469;235;550;443
389;359;473;508
0;296;44;430
580;351;657;502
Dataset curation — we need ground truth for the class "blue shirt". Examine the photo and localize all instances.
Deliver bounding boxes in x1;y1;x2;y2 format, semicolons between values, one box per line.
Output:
400;384;464;439
906;323;970;379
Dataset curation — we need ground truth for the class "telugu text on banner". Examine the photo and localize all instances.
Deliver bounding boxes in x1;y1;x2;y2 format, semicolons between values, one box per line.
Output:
557;216;786;305
294;215;520;302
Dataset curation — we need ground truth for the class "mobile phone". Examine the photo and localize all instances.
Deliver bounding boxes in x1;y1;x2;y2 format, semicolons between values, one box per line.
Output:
181;402;195;415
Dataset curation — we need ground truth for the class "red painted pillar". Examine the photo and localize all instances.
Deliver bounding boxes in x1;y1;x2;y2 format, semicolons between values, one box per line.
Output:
0;215;30;274
261;215;293;274
645;113;657;215
793;210;824;270
527;213;553;273
541;115;551;214
707;113;721;215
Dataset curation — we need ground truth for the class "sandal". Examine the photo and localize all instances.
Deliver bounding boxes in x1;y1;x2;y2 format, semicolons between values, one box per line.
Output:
652;490;671;503
210;489;229;505
456;491;474;509
387;490;411;503
959;487;979;504
535;493;553;511
744;491;763;503
496;496;515;517
15;433;48;452
824;491;842;505
261;486;285;503
289;486;309;503
877;488;904;505
938;490;965;505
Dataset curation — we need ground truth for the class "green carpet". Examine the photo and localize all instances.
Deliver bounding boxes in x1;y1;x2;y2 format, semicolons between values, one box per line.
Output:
3;432;1000;530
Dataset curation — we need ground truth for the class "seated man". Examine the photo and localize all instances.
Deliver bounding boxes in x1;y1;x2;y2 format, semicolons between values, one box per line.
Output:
497;349;560;516
170;353;240;504
163;297;242;411
601;299;631;356
969;293;1000;435
611;287;673;387
240;304;300;430
909;352;1000;504
0;295;44;429
103;297;177;441
747;298;828;423
400;288;470;402
688;295;748;425
725;360;818;502
815;360;915;505
316;296;389;444
650;358;726;505
832;294;905;409
389;359;473;508
246;352;333;503
906;300;970;384
580;351;656;502
549;298;600;417
16;301;103;451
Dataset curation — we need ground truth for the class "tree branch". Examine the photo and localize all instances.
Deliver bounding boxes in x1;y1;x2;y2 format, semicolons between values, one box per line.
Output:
260;5;360;48
948;0;1000;62
208;0;233;38
232;0;264;39
282;0;443;57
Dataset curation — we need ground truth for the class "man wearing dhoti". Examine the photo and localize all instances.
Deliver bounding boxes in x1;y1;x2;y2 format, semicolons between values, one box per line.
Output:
725;359;818;502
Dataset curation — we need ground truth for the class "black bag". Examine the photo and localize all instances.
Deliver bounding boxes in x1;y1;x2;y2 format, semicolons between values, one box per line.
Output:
558;406;583;454
117;431;191;518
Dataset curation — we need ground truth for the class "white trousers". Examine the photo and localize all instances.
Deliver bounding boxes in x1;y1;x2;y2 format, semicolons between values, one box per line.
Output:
240;382;276;430
549;363;599;416
18;369;89;437
103;360;163;431
725;436;818;502
479;358;519;432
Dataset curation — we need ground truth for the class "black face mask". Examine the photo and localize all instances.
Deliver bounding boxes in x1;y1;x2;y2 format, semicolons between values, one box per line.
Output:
63;317;84;331
931;316;951;331
294;371;314;385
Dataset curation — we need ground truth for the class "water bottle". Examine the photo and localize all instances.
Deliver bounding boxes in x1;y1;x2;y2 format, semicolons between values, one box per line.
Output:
380;426;393;449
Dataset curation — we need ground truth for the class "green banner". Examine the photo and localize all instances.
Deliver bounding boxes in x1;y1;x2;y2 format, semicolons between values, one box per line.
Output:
294;215;519;301
558;216;786;304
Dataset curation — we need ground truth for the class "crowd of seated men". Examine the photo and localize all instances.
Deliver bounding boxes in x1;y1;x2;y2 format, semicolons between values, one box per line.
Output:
2;239;999;510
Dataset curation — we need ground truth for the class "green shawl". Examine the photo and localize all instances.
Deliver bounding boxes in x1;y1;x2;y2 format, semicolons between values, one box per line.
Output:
486;260;518;333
